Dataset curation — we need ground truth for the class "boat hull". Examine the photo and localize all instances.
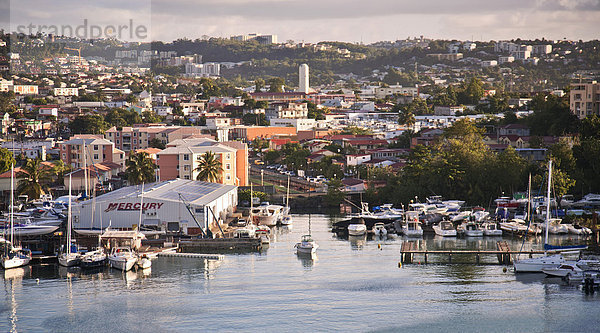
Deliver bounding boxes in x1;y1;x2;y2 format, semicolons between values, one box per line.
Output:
514;254;564;273
1;257;30;269
58;254;81;267
109;256;137;271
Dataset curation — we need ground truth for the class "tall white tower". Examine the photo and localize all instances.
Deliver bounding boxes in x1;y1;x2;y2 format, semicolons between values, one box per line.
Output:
298;63;309;94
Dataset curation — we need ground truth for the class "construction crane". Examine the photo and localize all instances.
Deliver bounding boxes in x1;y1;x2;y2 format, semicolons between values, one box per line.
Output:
64;47;82;66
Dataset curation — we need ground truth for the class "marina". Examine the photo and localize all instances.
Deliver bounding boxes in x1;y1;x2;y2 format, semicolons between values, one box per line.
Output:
2;214;600;332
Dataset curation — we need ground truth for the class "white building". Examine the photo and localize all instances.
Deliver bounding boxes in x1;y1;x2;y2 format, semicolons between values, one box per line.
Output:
265;102;308;120
53;87;79;96
72;179;238;234
374;85;418;99
346;154;371;166
185;63;221;77
512;50;531;60
481;60;498;67
499;56;515;64
298;64;309;94
532;44;552;55
269;118;315;131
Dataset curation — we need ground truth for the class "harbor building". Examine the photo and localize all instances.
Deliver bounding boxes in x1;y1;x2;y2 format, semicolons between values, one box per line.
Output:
72;179;238;234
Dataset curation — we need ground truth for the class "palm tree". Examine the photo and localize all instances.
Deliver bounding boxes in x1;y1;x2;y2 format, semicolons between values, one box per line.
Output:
16;158;55;200
195;151;223;183
125;152;157;185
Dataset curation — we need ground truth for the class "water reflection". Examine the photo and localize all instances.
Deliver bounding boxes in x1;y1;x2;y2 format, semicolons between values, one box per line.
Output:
349;235;366;250
296;252;317;269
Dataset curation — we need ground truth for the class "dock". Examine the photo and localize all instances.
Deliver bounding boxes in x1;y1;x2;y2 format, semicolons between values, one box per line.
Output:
400;241;546;265
179;237;263;253
158;252;224;260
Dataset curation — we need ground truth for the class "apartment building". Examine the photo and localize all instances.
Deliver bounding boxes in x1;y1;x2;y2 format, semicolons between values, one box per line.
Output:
265;102;308;120
104;125;209;153
60;137;125;170
570;82;600;119
374;85;418;99
156;138;248;186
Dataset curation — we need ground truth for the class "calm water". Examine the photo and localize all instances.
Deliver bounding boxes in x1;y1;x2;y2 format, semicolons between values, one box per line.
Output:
2;215;599;332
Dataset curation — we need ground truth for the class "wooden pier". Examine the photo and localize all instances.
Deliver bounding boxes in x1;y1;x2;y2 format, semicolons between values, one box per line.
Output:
179;237;263;253
158;252;224;260
400;241;546;265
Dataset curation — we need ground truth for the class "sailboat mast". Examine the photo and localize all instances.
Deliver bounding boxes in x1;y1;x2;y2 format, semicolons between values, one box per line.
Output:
83;142;88;198
9;163;14;245
67;173;72;256
545;160;552;246
286;176;290;208
527;173;531;224
138;183;144;230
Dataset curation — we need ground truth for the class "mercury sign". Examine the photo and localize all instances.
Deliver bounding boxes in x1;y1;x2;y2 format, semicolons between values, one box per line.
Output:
104;202;164;212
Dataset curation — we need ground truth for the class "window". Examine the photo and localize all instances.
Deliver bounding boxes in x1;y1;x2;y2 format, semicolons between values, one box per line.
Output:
93;145;98;150
108;132;112;137
226;174;231;180
133;139;137;144
116;133;120;137
133;132;137;137
183;154;189;161
184;175;190;180
62;144;66;150
183;165;190;171
225;163;231;170
103;154;106;159
226;153;231;159
116;139;120;144
62;153;66;158
93;154;98;160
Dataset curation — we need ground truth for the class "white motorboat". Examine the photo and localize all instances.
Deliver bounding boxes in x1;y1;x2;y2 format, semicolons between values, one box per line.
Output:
234;224;257;238
463;221;483;237
433;221;457;237
295;234;318;255
251;203;284;227
401;211;423;237
568;223;592;235
136;254;152;269
481;222;503;236
542;262;582;278
3;224;59;236
108;247;138;271
58;251;81;267
348;223;367;236
80;248;108;268
542;218;568;234
499;219;529;234
373;223;387;237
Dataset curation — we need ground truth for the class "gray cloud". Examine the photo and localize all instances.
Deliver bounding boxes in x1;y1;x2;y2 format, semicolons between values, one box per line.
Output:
4;0;600;42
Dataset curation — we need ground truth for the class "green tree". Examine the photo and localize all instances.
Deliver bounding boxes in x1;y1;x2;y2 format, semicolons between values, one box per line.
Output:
268;77;285;92
149;138;166;149
16;158;55;200
263;150;281;165
0;148;16;174
325;179;345;206
254;78;265;92
69;114;108;134
195;151;223;183
125;152;157;185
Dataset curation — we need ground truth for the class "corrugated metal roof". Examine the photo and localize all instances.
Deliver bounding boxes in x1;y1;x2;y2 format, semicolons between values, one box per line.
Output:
87;179;236;206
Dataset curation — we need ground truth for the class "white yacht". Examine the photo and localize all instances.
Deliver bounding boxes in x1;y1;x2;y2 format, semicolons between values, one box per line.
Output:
541;218;568;234
463;221;483;237
348;223;367;236
568;223;592;235
108;247;138;271
251;203;284;227
373;223;387;237
481;222;503;236
295;234;318;255
433;221;457;237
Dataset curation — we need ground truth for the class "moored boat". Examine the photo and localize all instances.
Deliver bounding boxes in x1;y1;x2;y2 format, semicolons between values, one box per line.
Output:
433;221;457;237
108;247;137;271
295;234;318;255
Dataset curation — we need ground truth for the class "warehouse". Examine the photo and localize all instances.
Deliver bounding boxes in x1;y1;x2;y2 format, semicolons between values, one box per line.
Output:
72;179;237;235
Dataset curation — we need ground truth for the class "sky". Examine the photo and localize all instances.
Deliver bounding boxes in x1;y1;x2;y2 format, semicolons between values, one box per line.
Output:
2;0;600;43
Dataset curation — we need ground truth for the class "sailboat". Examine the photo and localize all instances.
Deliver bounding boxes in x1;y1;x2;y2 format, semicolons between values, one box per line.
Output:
80;198;107;269
295;213;318;255
513;161;586;273
1;164;32;269
280;176;293;225
135;183;151;270
58;174;82;267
